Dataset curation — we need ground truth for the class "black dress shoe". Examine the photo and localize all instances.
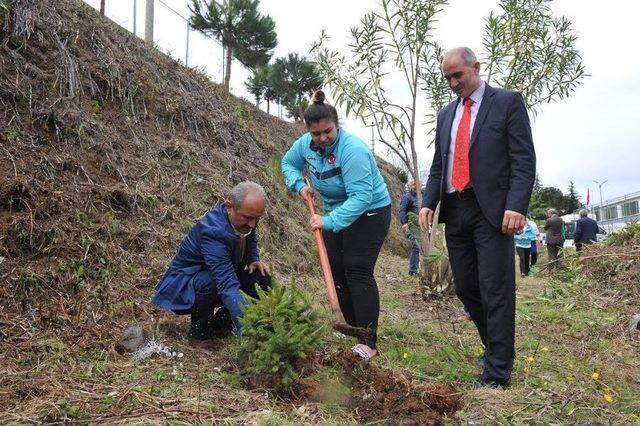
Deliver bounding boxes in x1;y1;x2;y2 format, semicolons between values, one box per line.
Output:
472;375;510;389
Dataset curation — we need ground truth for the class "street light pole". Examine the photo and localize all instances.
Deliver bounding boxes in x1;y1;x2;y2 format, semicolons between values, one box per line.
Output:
593;179;607;207
365;121;375;154
593;179;608;223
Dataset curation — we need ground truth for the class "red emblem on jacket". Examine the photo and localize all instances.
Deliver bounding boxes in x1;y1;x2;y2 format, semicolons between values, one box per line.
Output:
328;153;336;165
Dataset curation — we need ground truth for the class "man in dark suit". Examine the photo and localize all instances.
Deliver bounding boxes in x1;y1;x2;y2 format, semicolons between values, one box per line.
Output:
419;47;535;388
544;208;565;266
573;209;599;251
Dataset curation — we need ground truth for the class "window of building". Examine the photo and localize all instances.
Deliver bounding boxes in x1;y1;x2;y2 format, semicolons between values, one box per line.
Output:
622;201;639;217
604;206;617;220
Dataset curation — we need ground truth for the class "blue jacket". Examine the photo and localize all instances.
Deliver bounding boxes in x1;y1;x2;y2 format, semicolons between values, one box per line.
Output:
514;222;537;248
282;128;391;232
152;204;260;327
398;191;418;225
574;216;599;244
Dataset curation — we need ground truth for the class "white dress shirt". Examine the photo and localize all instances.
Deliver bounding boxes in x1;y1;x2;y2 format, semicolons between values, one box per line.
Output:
446;82;486;194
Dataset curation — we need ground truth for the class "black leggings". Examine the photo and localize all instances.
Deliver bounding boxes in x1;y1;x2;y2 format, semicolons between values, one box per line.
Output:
516;247;531;276
323;205;391;349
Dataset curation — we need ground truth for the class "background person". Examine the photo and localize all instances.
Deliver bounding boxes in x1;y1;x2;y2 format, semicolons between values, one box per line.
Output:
398;180;420;275
418;47;536;388
514;219;537;277
281;90;391;363
529;216;541;273
544;208;565;268
574;209;599;251
152;182;271;352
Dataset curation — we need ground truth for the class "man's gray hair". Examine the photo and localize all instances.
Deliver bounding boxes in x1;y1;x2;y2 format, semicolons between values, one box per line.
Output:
443;47;477;66
229;181;267;208
579;209;588;217
547;208;558;216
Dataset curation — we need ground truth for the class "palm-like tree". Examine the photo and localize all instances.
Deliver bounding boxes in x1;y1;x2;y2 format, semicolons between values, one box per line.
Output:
189;0;277;93
271;54;323;120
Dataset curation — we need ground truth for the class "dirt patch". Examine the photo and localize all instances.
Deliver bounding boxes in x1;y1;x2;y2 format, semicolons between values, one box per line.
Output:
245;349;461;424
337;353;460;425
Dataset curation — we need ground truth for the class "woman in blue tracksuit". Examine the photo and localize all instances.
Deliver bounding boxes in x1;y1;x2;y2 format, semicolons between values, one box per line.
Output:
282;90;391;362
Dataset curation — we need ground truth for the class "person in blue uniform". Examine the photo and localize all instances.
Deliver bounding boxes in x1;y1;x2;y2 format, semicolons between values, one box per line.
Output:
398;180;420;275
152;182;271;351
282;90;391;363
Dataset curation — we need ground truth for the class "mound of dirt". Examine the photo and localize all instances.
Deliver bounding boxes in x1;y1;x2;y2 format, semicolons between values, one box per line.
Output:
246;349;461;425
338;353;460;425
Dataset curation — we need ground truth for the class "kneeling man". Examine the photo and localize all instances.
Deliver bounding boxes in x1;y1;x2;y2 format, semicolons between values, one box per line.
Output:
152;181;270;350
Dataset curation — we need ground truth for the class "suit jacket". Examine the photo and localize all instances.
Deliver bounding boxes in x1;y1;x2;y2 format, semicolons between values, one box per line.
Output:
422;84;536;228
544;215;565;245
574;216;599;244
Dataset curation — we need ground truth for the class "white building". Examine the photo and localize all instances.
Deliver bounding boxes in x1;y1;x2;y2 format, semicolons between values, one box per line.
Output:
591;190;640;232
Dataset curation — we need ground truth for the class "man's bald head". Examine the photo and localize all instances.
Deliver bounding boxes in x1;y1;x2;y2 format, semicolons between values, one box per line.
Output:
226;181;267;235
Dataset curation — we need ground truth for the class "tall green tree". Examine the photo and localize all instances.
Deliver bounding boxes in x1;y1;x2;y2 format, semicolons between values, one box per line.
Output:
563;180;581;213
245;65;269;107
189;0;277;93
270;54;323;121
245;64;279;114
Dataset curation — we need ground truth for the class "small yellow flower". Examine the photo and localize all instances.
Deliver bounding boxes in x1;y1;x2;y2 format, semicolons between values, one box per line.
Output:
604;393;614;403
403;352;408;360
526;355;535;363
592;372;600;381
568;362;574;369
630;414;638;421
541;346;549;353
565;375;573;383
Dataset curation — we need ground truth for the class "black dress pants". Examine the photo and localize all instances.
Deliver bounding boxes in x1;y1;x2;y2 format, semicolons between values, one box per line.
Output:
323;205;391;349
189;268;271;340
443;190;515;383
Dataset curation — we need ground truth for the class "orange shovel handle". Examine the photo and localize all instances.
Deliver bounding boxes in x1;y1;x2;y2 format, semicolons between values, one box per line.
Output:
304;193;341;313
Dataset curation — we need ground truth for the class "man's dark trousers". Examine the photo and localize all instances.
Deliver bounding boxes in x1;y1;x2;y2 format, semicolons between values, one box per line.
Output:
547;244;562;268
188;268;271;339
444;190;515;383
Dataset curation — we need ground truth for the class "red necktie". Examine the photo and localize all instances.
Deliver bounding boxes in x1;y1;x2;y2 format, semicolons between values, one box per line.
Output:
452;98;474;192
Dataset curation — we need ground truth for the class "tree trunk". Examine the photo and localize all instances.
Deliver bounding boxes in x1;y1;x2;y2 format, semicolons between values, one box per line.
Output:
224;46;232;93
266;100;270;114
100;0;105;15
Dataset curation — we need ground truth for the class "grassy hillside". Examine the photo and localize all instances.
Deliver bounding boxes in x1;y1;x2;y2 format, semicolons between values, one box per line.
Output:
0;0;406;357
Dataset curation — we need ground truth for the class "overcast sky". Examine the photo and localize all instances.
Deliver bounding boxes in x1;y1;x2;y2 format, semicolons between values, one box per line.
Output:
87;0;639;204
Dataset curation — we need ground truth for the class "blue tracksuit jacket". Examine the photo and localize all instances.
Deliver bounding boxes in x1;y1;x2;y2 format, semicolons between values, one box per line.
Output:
281;128;391;232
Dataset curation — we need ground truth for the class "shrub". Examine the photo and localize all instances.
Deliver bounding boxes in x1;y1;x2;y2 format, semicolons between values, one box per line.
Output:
238;280;326;389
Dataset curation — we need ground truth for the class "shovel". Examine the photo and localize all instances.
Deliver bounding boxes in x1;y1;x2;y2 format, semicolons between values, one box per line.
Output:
303;188;372;340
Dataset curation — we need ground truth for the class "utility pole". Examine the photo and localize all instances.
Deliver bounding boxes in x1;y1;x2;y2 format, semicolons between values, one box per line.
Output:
133;0;137;36
144;0;154;43
100;0;105;15
365;121;376;154
185;21;190;66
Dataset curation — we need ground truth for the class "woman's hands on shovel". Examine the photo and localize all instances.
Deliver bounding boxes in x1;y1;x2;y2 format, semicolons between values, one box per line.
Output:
301;185;324;230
